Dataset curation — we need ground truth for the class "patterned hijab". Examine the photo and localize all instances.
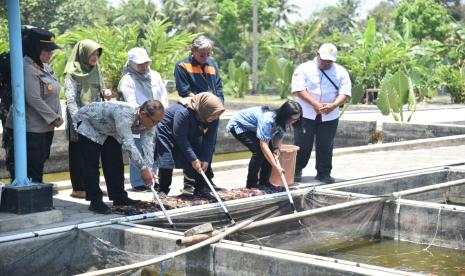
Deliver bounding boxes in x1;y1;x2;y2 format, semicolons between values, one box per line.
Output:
178;92;225;123
64;39;105;105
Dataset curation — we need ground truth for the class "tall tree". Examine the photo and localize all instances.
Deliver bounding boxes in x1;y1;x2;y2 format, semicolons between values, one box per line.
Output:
0;0;110;33
366;1;395;33
109;0;160;26
392;0;452;42
272;0;300;27
162;0;216;34
434;0;465;21
53;0;109;32
312;0;361;35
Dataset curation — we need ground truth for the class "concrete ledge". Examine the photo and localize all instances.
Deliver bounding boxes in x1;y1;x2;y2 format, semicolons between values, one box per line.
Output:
335;134;465;156
0;209;63;233
383;122;465;143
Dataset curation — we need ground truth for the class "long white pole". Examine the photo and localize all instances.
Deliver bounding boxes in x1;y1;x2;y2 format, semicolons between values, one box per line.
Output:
150;183;175;228
276;159;297;213
75;217;255;276
392;179;465;198
200;170;235;224
242;197;383;230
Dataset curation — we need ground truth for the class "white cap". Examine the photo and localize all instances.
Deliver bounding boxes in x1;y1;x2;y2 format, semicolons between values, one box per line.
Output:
318;43;337;61
128;47;152;64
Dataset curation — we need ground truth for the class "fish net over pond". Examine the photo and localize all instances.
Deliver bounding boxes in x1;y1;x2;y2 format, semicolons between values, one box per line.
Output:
5;189;459;275
0;229;154;276
228;192;386;254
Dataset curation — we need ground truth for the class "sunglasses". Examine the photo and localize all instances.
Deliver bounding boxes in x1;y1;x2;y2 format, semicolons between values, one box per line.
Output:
197;50;212;58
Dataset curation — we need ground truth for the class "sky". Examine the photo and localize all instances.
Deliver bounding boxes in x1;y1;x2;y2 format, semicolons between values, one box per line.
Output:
288;0;384;22
108;0;384;20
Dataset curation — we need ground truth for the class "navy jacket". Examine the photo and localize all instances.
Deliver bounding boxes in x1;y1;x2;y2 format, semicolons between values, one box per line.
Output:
174;54;224;103
155;103;219;169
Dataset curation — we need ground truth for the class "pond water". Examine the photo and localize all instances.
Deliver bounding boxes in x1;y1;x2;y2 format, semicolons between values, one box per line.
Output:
305;239;465;275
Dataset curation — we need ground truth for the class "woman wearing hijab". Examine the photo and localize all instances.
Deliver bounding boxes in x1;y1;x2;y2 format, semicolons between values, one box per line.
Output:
155;92;225;196
4;27;63;183
118;47;168;191
226;100;302;189
64;39;111;199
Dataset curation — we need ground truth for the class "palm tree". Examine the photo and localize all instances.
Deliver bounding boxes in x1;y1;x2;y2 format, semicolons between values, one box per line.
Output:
161;0;216;34
277;20;324;63
273;0;300;27
111;0;160;26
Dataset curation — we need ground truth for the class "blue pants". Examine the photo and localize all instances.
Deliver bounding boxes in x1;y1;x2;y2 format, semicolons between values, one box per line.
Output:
129;137;157;188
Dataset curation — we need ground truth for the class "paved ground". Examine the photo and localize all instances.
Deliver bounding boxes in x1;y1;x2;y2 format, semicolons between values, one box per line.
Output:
1;102;465;237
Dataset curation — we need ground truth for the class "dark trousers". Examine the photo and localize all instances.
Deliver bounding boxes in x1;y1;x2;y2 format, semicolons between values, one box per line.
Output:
231;129;272;187
78;134;127;202
159;166;212;194
183;165;214;186
5;128;54;183
294;115;339;176
69;140;86;191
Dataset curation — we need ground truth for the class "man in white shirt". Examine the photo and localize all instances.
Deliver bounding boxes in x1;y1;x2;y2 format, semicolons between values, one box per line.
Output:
291;43;351;184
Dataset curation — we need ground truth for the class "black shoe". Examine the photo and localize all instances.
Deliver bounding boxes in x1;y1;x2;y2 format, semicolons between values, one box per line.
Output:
294;169;303;182
315;174;335;184
246;182;260;189
258;182;275;190
210;183;225;191
181;184;195;195
113;197;141;206
193;187;211;197
89;201;111;214
133;186;149;192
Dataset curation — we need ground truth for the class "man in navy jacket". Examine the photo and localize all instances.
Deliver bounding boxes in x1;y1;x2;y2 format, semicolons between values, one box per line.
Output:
174;35;224;194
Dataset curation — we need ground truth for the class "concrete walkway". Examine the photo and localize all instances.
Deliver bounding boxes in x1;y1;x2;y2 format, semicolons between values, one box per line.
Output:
1;103;465;237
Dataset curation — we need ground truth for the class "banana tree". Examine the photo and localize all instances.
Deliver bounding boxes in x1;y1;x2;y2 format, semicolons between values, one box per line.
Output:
377;70;416;122
264;56;293;99
341;18;407;93
225;60;250;98
339;83;365;117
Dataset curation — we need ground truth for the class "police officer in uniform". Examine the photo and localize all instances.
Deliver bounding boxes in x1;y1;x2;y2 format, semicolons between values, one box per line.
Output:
4;27;63;183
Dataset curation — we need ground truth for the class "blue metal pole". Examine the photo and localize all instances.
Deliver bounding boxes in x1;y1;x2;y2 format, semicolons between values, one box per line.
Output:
7;0;30;186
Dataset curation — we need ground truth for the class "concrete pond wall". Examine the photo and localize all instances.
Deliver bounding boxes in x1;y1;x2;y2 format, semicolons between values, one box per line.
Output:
2;167;465;275
0;224;412;276
382;122;465;143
